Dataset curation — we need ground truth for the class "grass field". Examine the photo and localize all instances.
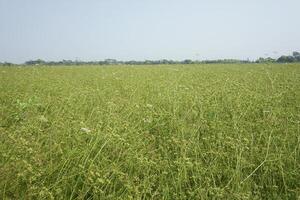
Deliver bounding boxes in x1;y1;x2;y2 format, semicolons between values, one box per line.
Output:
0;64;300;199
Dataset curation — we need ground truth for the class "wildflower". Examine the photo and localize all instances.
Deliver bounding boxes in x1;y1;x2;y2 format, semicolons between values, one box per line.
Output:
39;115;48;123
143;118;152;123
146;104;153;108
80;127;91;133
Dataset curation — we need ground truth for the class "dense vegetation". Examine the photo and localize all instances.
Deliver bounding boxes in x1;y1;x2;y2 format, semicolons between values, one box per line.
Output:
0;64;299;199
1;51;300;66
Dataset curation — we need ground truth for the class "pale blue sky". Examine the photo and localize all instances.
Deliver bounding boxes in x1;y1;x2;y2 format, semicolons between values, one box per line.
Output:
0;0;299;63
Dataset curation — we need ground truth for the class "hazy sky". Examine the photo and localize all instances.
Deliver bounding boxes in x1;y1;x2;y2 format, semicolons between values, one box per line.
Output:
0;0;300;63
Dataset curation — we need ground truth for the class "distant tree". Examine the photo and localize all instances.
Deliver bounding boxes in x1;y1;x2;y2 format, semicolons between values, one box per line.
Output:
62;60;73;65
292;51;300;57
25;59;45;65
256;57;265;63
292;51;300;61
161;59;169;64
277;56;295;63
256;57;276;63
2;62;14;66
104;59;117;64
183;59;193;64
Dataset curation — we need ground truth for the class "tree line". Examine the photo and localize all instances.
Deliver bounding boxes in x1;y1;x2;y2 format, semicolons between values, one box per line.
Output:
1;51;300;66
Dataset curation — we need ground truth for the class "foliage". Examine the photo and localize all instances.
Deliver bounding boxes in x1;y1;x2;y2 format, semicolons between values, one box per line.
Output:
15;51;299;66
277;51;300;63
21;58;254;66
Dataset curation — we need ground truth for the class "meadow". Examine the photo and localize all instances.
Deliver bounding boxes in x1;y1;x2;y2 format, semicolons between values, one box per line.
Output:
0;64;299;199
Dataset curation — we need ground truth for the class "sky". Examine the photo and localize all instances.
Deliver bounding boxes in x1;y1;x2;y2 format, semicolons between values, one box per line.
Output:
0;0;300;63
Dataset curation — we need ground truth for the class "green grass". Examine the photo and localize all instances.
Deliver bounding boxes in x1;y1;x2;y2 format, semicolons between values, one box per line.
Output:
0;64;299;199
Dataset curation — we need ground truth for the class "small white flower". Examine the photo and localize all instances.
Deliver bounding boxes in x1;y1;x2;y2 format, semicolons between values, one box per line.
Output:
80;127;91;133
146;104;153;108
143;118;152;123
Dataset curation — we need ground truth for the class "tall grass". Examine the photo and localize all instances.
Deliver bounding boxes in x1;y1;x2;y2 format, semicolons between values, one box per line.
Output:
0;64;299;199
